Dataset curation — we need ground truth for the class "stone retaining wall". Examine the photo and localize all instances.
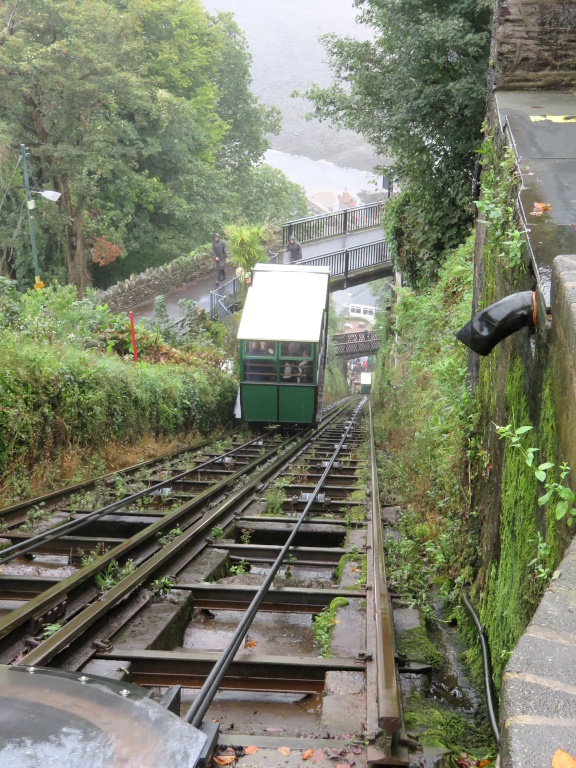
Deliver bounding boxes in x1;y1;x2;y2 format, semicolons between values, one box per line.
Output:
493;0;576;90
498;255;576;767
95;250;214;314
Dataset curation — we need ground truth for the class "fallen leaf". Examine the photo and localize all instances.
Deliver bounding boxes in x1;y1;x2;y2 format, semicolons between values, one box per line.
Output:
265;726;283;733
303;748;314;760
478;761;491;767
313;748;326;764
244;746;258;755
530;201;551;216
352;746;362;754
279;746;291;756
325;747;346;759
246;640;257;648
552;749;576;768
336;764;350;768
213;757;236;766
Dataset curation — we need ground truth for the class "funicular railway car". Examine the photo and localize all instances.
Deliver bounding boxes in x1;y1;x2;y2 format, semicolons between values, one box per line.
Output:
237;263;330;424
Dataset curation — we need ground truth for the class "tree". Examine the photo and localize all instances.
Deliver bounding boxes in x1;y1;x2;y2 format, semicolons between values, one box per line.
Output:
0;0;304;292
303;0;491;284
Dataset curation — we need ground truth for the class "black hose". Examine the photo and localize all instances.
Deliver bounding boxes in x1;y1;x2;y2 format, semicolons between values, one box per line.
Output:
461;593;500;746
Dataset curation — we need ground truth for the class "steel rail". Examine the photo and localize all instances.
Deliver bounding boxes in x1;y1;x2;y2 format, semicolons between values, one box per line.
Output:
0;435;288;651
184;398;366;728
368;402;401;732
0;439;209;521
0;434;269;565
18;402;353;666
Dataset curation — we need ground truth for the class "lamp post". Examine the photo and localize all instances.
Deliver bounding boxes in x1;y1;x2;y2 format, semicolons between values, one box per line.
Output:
20;144;61;290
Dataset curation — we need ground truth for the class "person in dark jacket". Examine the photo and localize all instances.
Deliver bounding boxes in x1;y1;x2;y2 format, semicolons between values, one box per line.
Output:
285;236;302;264
213;233;228;283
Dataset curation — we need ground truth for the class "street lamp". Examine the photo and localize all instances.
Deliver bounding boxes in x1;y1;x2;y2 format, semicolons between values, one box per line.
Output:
20;144;61;290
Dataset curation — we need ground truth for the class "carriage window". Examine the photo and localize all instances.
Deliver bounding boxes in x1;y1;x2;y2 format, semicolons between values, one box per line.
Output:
280;359;313;384
280;342;312;359
243;358;278;382
244;341;275;356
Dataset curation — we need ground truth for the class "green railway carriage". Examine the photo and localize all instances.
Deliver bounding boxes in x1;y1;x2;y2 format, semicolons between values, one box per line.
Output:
237;264;330;424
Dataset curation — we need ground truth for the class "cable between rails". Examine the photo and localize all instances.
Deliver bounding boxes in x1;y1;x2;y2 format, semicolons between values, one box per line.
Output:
184;398;367;729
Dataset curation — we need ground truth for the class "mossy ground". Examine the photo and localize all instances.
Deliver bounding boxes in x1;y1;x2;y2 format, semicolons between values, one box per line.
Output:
395;621;443;671
402;692;495;760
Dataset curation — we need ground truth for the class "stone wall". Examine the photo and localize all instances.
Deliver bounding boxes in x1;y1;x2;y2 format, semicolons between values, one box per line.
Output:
495;255;576;767
493;0;576;90
95;251;214;314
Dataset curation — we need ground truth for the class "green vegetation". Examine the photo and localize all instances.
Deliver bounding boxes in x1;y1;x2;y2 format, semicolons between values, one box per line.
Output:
210;525;224;540
152;576;175;597
0;0;306;291
263;479;288;515
158;528;183;547
372;237;476;618
78;543;106;568
497;422;576;525
324;298;350;403
304;0;491;286
42;622;63;639
313;597;349;657
95;559;136;593
401;693;495;761
395;621;443;671
464;137;565;696
240;528;252;545
229;558;250;576
225;224;269;281
475;137;525;282
0;280;237;499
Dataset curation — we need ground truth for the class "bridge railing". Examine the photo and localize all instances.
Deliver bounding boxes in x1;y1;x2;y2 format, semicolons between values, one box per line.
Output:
210;239;390;321
298;238;390;279
283;202;382;246
333;331;379;344
210;274;245;322
334;338;381;357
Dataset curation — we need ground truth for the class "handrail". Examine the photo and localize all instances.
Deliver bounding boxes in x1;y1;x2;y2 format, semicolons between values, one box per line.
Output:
209;239;391;321
334;338;380;357
333;331;379;344
283;203;382;246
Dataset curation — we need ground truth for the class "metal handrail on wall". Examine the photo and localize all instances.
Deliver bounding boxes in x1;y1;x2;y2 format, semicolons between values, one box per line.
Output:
283;202;382;246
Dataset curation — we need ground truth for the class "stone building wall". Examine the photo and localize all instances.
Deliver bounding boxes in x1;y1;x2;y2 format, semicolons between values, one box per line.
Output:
95;252;214;314
493;0;576;89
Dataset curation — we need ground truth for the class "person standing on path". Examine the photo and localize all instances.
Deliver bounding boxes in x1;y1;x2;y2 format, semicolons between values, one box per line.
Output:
285;236;302;264
213;233;228;284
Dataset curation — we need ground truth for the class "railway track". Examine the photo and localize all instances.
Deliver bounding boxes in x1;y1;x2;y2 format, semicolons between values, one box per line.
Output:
0;398;407;766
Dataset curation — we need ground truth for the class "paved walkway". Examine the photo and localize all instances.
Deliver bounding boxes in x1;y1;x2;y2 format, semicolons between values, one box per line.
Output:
496;91;576;308
131;226;384;324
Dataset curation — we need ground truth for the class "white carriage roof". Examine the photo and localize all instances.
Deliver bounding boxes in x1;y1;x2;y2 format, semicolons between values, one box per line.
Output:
238;265;330;342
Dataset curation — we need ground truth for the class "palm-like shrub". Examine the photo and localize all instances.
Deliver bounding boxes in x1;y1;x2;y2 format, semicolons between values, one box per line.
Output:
225;224;269;281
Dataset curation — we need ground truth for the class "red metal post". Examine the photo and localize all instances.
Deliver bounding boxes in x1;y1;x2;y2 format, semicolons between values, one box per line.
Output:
129;311;138;363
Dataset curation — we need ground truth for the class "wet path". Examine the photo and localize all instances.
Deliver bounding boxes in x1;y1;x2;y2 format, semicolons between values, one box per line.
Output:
131;226;383;323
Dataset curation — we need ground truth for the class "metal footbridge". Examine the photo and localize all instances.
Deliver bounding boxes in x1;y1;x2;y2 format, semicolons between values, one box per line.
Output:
332;330;380;358
210;202;392;323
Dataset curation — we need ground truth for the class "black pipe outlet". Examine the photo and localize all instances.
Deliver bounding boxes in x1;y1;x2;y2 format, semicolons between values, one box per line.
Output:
456;291;536;356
